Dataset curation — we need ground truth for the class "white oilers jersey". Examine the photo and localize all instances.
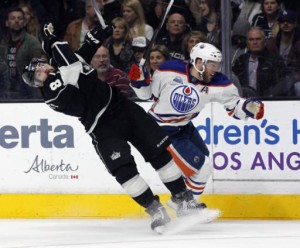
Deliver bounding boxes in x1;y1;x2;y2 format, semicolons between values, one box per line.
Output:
132;60;248;127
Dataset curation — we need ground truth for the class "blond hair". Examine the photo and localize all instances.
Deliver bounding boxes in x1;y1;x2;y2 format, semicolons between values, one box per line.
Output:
123;0;146;37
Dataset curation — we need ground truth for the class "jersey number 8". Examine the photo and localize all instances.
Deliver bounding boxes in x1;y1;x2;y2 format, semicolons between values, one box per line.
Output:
50;79;63;91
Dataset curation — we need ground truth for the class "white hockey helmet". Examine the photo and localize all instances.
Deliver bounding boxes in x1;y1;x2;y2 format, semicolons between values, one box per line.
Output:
190;42;222;74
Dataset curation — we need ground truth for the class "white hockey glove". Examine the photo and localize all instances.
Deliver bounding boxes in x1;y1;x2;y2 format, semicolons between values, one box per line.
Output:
242;98;264;120
41;22;58;57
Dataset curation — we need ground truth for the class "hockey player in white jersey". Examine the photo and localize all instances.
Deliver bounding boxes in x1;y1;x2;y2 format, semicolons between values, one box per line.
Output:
129;42;264;209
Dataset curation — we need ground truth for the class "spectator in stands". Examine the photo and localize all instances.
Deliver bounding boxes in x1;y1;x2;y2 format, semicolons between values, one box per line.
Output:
251;0;282;39
0;59;10;99
233;0;261;26
64;0;99;51
231;19;250;65
182;30;208;61
102;0;122;23
42;0;85;40
131;36;148;65
197;0;222;50
19;2;41;39
232;26;286;97
0;6;43;99
266;9;300;96
146;0;167;30
106;17;134;73
146;0;196;30
122;0;154;41
90;45;135;99
157;12;187;61
147;44;171;75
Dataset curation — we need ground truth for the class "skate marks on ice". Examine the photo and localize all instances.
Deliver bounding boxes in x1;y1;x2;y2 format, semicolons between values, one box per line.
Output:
1;219;300;248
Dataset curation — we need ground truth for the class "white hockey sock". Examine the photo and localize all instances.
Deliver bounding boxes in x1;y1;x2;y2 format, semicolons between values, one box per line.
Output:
186;156;213;202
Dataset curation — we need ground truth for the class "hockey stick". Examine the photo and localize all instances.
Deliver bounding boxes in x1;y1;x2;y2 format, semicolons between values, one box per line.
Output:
139;0;174;67
91;0;108;29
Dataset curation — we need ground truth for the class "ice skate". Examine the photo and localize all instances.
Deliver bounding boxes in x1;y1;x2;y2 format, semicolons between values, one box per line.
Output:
145;199;171;234
166;195;207;211
173;189;220;222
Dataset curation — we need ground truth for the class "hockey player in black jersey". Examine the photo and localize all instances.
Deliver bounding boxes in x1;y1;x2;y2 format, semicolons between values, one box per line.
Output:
22;23;215;233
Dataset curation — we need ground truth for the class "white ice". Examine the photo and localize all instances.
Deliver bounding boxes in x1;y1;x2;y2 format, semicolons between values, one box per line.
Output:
1;219;300;248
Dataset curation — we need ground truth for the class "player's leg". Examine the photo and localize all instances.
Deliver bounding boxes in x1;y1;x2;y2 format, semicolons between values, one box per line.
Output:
164;123;213;204
90;122;170;233
127;101;211;218
127;101;187;197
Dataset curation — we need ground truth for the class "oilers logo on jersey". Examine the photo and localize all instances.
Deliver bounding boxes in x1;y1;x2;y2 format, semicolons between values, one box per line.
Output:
170;85;199;113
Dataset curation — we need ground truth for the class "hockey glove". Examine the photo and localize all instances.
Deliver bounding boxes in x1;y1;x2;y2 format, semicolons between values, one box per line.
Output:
84;24;114;47
41;22;58;57
242;97;264;120
128;64;150;88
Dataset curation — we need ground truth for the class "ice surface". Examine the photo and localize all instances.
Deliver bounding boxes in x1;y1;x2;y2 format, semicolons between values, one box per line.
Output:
1;219;300;248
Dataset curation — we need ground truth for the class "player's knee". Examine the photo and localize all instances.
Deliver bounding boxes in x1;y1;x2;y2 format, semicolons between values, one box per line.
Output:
113;163;139;185
157;159;182;183
190;156;213;180
149;149;172;170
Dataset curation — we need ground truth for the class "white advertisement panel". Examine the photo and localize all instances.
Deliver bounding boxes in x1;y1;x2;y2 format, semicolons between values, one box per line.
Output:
0;101;299;194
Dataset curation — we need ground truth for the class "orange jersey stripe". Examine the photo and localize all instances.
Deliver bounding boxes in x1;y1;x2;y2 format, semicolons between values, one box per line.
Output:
167;146;196;177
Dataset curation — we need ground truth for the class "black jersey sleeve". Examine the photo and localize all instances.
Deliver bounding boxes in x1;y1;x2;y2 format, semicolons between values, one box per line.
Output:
51;41;79;67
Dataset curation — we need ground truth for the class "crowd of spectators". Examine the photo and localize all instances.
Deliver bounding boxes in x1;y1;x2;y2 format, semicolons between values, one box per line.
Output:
0;0;300;101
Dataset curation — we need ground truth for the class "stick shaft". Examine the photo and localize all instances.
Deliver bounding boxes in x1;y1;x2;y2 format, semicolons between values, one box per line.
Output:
139;0;174;67
91;0;108;29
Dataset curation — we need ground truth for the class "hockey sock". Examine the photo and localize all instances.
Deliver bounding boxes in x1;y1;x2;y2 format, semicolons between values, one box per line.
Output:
186;156;213;202
122;174;156;208
158;160;186;195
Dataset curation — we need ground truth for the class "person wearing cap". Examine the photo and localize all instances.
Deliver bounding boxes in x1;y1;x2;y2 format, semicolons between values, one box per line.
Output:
131;36;148;65
266;9;300;96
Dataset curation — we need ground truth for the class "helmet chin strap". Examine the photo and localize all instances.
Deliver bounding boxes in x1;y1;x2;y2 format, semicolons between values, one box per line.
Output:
192;63;206;80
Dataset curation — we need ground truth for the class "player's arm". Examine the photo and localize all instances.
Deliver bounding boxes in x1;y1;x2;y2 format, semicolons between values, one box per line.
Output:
220;84;264;120
128;64;153;100
76;24;113;63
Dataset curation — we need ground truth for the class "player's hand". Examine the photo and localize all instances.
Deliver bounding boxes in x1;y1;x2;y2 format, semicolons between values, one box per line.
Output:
128;64;150;88
41;22;58;57
84;24;114;47
242;98;264;120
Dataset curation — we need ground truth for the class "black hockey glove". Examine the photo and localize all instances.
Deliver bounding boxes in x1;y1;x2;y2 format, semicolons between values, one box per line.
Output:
84;24;114;47
41;22;58;57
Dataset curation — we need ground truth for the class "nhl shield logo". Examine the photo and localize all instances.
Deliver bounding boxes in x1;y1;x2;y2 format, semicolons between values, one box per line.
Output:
170;85;200;113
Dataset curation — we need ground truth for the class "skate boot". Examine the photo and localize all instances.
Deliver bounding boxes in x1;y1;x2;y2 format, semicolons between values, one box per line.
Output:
173;189;203;217
173;189;221;222
166;195;207;210
145;199;171;234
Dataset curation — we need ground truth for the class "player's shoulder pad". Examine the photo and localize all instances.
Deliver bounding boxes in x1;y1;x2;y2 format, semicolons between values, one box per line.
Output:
210;72;232;86
158;60;188;74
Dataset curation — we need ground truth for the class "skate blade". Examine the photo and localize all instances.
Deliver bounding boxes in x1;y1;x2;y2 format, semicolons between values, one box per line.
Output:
153;225;166;235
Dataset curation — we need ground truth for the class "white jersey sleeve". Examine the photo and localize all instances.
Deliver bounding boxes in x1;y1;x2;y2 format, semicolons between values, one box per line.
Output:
214;83;248;120
130;68;166;100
